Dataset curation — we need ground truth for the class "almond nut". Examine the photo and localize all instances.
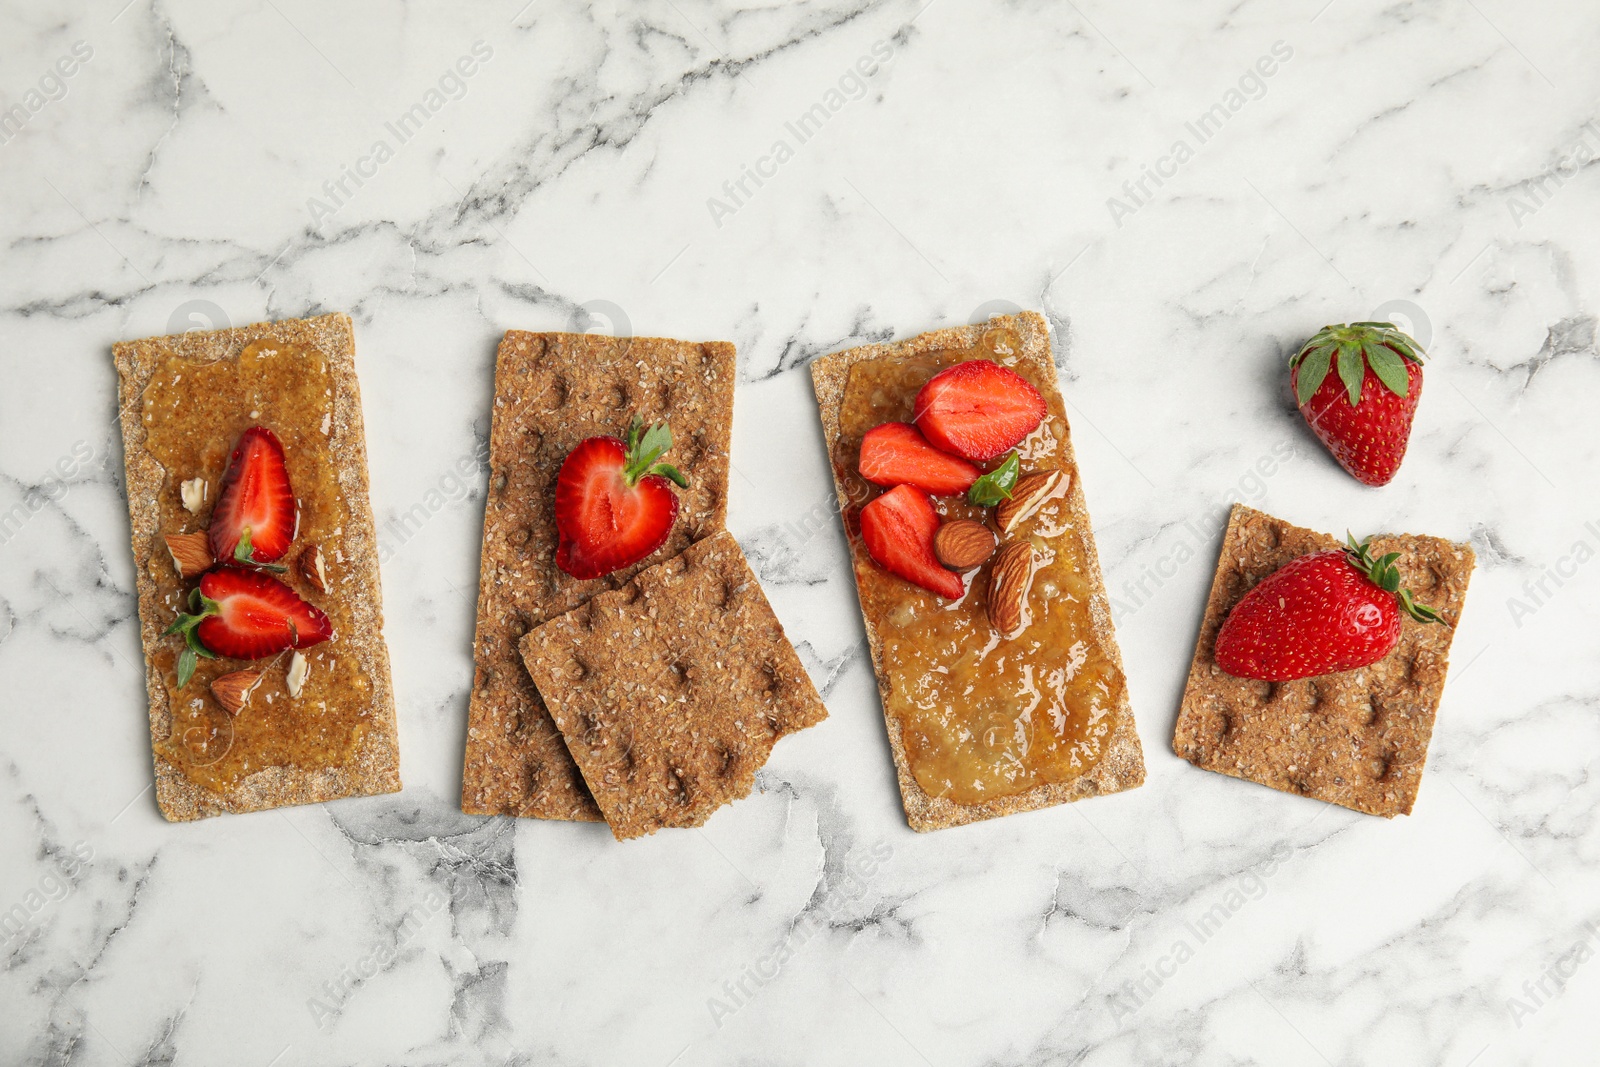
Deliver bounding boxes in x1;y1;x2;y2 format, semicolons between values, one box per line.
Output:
210;669;262;716
164;531;215;578
995;469;1068;536
934;520;996;571
299;543;328;594
180;477;207;514
987;541;1037;639
286;651;310;698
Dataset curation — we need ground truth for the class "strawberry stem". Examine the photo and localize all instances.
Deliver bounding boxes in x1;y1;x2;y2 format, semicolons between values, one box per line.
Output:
232;527;288;573
1291;323;1425;406
621;415;689;488
1344;532;1442;624
165;587;222;687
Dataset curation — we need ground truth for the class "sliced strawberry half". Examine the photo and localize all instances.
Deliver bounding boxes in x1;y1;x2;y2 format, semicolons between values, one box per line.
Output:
554;416;688;580
913;359;1048;461
165;566;332;686
858;422;981;496
209;426;297;568
859;484;965;600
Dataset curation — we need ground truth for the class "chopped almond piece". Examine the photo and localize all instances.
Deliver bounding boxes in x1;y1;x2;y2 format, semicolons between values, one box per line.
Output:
165;531;215;578
210;670;262;716
299;543;329;593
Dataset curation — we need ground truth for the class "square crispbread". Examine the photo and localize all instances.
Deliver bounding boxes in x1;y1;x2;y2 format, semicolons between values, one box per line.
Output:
1173;504;1475;817
112;314;400;821
462;331;735;821
517;530;827;840
810;311;1145;832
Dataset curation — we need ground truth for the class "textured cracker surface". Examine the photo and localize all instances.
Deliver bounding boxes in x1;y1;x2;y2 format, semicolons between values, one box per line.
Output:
810;311;1145;832
518;531;827;840
462;331;735;821
1173;504;1474;817
112;314;401;821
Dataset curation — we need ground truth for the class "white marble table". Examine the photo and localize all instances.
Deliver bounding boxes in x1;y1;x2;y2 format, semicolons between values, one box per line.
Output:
3;0;1598;1063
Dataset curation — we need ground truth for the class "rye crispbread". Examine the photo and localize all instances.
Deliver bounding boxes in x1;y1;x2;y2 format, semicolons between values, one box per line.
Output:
810;312;1145;832
112;314;400;821
517;531;827;840
461;331;735;821
1173;504;1474;817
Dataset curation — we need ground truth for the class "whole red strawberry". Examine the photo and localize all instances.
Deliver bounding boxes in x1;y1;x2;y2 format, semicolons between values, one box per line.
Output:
554;416;688;580
1290;322;1425;487
1214;534;1441;681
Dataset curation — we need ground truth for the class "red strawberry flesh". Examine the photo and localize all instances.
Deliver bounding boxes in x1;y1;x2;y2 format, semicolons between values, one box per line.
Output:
195;566;332;660
209;426;297;563
858;422;981;496
554;433;681;580
859;484;965;600
913;359;1047;462
1214;549;1400;681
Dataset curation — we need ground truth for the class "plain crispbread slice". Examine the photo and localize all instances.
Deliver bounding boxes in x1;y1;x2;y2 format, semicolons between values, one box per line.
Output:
1173;504;1474;816
518;531;827;840
461;331;735;821
113;314;400;820
810;312;1145;832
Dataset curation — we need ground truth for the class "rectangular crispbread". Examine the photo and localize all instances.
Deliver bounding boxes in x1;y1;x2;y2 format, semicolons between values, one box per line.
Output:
461;331;735;820
113;314;400;820
1173;504;1475;816
517;530;827;840
810;312;1145;831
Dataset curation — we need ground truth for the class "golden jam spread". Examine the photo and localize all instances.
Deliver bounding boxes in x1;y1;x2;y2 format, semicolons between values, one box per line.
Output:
837;330;1125;804
140;340;371;792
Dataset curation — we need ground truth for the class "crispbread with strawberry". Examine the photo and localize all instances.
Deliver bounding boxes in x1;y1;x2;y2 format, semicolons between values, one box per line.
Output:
461;331;735;822
811;311;1145;832
113;314;400;820
1174;505;1474;817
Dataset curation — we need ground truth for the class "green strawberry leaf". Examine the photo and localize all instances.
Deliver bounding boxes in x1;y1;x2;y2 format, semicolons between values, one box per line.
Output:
1389;337;1421;362
1336;342;1365;406
1365;343;1410;398
1397;589;1442;624
652;462;689;489
1295;346;1334;406
1348;535;1443;625
637;424;672;464
165;589;221;689
967;451;1020;507
622;418;677;485
167;613;216;688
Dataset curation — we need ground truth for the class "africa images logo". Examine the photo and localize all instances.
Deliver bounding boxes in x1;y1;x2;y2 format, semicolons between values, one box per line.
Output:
705;39;897;229
1105;40;1294;228
306;41;493;228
